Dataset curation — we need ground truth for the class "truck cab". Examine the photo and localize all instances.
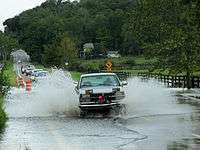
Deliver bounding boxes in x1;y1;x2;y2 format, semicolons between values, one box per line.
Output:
75;73;127;112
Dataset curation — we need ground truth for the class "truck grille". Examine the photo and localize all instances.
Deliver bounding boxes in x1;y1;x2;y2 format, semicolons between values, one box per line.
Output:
90;93;116;103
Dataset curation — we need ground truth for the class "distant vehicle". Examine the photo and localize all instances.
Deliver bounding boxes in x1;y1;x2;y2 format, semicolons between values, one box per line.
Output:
107;51;121;58
75;73;127;115
22;65;35;76
31;69;43;75
31;70;48;81
30;69;44;80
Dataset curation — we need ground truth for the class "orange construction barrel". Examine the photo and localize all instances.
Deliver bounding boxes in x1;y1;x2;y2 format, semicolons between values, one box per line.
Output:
26;79;31;92
18;77;24;87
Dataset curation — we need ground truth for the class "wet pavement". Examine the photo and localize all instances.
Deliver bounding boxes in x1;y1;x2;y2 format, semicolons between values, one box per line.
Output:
1;76;200;150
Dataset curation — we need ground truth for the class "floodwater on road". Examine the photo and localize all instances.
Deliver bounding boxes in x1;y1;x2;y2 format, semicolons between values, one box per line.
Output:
0;70;200;150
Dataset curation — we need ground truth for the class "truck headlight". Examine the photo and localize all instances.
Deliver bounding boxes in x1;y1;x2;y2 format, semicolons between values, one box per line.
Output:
80;94;90;102
115;91;125;97
82;94;90;99
85;89;93;95
112;88;120;92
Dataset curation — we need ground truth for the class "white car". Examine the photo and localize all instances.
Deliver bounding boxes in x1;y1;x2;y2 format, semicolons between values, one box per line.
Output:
107;51;121;58
75;73;127;114
31;70;48;81
22;65;35;76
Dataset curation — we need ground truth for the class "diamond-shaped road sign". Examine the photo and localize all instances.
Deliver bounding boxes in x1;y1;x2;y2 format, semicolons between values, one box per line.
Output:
106;60;112;72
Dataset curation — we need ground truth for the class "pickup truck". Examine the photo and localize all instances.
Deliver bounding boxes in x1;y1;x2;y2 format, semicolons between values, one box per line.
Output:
75;73;127;115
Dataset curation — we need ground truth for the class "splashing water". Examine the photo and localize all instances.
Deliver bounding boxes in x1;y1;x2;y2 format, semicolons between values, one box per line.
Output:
5;72;192;118
5;69;79;118
124;77;192;118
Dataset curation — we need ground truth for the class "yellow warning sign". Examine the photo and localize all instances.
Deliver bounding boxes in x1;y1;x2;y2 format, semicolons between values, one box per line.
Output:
106;60;112;72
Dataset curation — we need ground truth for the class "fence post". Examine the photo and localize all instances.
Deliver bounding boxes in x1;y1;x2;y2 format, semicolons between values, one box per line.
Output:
183;76;186;88
164;75;166;84
167;75;170;87
178;76;181;88
171;76;174;87
191;77;194;88
197;77;199;88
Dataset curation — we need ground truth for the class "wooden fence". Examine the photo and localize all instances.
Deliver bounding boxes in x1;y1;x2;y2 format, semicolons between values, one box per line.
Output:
96;71;200;88
138;73;200;88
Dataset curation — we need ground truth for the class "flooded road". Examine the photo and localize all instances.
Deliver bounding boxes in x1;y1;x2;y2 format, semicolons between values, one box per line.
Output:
1;71;200;150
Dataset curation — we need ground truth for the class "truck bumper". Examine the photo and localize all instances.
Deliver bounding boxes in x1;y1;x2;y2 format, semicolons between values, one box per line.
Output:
79;103;120;110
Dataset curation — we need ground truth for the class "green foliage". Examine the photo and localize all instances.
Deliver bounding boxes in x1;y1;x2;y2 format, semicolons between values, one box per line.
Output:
0;32;18;61
0;64;10;95
127;0;200;88
0;63;15;130
68;56;149;73
0;96;6;131
70;71;81;81
3;0;141;64
3;63;18;87
43;33;77;67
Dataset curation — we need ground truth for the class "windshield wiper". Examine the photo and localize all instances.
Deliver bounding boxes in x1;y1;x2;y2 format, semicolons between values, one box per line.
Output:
98;84;113;86
81;84;91;87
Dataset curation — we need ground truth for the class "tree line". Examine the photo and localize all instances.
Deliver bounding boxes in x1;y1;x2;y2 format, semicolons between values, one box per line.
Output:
3;0;141;66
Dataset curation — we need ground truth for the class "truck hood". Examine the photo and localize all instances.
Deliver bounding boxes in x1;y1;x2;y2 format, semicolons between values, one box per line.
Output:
79;86;123;94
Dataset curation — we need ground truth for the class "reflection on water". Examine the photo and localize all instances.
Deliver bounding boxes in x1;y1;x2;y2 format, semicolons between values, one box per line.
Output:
167;139;200;150
167;92;200;150
0;128;5;142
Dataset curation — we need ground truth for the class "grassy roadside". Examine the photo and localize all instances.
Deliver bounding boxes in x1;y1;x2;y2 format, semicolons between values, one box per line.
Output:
3;63;18;87
34;64;51;72
35;64;46;70
0;95;6;131
0;63;11;132
70;71;81;81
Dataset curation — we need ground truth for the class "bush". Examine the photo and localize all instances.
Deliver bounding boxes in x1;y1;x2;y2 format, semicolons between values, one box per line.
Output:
68;60;82;71
0;64;10;95
0;64;8;131
68;56;150;72
79;61;101;72
0;96;6;131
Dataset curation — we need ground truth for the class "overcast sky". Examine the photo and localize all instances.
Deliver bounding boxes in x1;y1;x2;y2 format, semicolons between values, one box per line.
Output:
0;0;46;31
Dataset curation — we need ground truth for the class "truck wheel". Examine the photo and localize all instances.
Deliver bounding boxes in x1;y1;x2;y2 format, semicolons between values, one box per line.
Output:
112;104;126;116
80;110;87;118
120;104;127;115
102;109;111;117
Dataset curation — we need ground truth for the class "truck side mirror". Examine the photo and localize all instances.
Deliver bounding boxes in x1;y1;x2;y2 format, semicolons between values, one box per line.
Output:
74;81;79;93
73;81;78;85
121;81;128;86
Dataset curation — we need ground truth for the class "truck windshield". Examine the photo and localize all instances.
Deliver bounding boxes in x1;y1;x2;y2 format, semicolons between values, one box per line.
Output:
80;75;120;88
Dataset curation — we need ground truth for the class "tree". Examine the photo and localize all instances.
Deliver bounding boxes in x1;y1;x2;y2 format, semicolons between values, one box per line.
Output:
0;32;18;61
128;0;200;88
43;33;77;66
3;0;139;65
